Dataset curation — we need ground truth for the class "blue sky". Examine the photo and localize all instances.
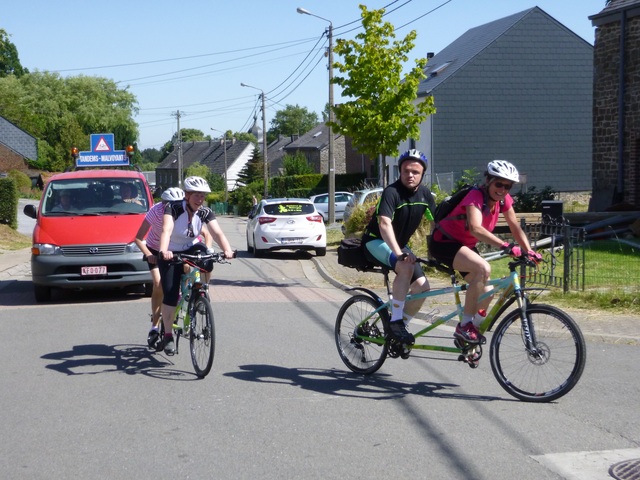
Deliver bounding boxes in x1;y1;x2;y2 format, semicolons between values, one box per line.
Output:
3;0;606;150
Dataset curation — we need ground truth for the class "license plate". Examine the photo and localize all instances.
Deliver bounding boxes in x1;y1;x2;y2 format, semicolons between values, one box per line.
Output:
281;238;303;244
81;266;107;275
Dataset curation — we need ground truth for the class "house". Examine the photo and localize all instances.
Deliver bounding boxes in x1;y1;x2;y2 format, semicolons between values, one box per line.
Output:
395;7;593;194
280;123;374;178
0;115;37;175
589;0;640;210
155;139;253;192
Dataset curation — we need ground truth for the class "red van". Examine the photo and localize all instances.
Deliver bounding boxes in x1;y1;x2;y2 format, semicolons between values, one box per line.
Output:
24;169;154;302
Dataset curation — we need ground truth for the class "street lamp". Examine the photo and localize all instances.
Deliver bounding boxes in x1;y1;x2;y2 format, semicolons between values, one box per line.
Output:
240;82;269;199
297;6;335;224
210;128;229;205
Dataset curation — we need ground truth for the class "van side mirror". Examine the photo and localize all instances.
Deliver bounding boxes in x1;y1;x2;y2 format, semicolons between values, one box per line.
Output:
24;204;37;219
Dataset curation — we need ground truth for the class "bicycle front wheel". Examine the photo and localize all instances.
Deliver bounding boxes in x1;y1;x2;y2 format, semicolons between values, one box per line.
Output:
189;296;215;378
335;294;389;375
490;304;586;402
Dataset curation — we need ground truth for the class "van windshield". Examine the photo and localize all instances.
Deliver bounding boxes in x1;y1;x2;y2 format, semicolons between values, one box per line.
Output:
42;178;150;215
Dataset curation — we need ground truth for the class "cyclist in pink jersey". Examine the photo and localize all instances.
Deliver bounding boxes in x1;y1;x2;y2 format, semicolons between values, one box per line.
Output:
429;160;541;345
135;187;185;347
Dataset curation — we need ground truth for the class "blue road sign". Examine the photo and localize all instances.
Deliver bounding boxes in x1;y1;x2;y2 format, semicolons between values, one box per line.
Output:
76;133;130;167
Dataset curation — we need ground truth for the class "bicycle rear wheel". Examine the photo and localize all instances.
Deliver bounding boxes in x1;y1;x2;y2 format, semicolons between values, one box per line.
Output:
490;304;586;402
335;294;389;375
189;296;215;378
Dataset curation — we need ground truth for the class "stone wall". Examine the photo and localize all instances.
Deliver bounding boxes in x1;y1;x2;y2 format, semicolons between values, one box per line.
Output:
592;9;640;208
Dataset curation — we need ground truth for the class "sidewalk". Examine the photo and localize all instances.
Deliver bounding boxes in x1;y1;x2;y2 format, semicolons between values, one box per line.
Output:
0;247;31;289
311;247;640;346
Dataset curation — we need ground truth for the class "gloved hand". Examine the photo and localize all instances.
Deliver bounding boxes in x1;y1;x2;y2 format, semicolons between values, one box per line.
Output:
527;250;543;264
501;242;522;258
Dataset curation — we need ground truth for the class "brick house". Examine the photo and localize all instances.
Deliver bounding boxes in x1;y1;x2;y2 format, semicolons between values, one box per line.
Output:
589;0;640;210
395;7;593;193
0;115;37;174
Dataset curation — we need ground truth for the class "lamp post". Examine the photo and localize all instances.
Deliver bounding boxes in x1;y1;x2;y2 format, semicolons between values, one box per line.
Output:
211;128;229;205
297;7;335;224
241;82;268;199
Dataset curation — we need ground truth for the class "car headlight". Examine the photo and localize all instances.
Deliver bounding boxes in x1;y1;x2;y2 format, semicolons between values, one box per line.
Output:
32;243;62;256
126;241;143;254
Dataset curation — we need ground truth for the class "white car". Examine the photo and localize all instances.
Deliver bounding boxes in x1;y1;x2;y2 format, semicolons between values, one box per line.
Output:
309;191;354;222
246;198;327;257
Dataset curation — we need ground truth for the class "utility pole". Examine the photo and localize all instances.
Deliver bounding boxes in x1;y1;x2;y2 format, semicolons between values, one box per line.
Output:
241;83;268;198
172;110;183;188
211;128;229;205
297;7;335;223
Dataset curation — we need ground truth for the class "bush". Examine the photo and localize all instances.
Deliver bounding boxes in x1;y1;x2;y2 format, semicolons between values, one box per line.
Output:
513;186;556;212
0;177;18;229
7;169;32;195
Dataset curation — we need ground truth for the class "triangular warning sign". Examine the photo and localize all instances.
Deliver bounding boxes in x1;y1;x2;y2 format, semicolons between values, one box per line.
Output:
95;137;111;152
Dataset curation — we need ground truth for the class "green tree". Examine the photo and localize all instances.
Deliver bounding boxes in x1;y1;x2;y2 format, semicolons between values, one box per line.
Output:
176;128;206;142
282;152;314;176
141;147;162;164
0;72;138;171
237;147;264;186
233;131;258;145
185;162;224;193
330;5;435;179
0;29;28;77
268;104;318;143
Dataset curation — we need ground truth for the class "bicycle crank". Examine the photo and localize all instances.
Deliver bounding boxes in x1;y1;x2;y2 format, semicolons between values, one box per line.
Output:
455;340;482;368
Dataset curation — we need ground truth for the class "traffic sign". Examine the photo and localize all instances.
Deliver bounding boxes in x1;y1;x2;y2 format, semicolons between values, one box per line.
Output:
76;133;130;167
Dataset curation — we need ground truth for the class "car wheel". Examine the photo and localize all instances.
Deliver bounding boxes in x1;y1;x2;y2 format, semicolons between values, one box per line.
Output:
315;247;327;257
34;285;52;302
254;235;265;257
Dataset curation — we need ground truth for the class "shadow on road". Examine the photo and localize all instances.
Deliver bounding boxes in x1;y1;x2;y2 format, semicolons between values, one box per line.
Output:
41;343;200;380
224;363;510;402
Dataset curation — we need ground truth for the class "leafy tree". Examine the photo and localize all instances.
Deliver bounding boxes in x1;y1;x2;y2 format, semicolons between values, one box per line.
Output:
141;147;162;164
282;152;314;176
233;131;258;145
237;147;264;186
184;162;224;193
176;128;206;142
330;5;435;180
0;29;28;77
0;72;138;171
268;104;318;143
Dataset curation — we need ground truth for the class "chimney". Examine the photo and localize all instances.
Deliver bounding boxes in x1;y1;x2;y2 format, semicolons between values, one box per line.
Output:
427;52;434;59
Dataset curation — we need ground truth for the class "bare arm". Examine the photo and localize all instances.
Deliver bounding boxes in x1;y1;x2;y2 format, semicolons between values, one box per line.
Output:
134;220;154;261
503;206;533;251
206;219;234;259
159;214;175;260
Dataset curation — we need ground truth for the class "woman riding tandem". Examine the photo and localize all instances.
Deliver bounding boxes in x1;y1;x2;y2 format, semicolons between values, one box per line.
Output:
158;176;235;355
429;160;542;345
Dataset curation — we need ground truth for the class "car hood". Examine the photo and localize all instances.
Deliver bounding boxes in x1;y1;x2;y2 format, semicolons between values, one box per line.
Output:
33;214;144;246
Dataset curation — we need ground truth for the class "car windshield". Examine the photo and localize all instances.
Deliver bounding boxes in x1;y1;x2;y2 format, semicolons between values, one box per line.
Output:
263;202;315;216
42;178;150;215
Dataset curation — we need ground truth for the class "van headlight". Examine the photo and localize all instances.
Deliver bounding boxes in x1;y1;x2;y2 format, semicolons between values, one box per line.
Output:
32;244;62;256
126;242;142;253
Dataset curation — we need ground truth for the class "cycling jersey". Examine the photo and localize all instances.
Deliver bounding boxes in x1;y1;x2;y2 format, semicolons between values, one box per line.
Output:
362;179;435;248
433;188;513;248
164;200;216;252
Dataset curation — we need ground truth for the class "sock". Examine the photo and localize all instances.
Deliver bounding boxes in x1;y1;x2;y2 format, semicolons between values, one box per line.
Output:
402;314;413;326
391;300;405;322
462;313;474;325
474;309;487;327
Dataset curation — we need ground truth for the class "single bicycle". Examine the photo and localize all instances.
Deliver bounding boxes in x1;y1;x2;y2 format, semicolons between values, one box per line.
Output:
150;250;234;378
335;255;586;402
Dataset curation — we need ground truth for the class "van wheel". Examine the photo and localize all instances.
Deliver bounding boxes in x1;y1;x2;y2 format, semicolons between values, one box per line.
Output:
34;285;52;302
143;283;153;297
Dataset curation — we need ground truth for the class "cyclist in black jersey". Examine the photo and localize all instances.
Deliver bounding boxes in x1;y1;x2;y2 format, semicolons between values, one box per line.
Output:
361;149;436;346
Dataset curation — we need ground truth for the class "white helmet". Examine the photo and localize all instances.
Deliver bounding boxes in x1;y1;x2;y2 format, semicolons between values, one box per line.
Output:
161;187;185;201
183;176;211;193
487;160;520;183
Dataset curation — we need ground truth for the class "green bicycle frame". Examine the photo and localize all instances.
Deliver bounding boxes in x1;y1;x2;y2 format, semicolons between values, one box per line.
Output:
356;269;523;354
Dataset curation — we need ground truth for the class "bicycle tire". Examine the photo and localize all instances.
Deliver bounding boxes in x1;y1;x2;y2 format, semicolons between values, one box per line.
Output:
335;294;389;375
189;296;215;378
490;303;586;402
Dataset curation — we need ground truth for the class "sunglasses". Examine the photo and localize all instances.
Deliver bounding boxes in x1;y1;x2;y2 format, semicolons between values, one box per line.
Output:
493;181;513;191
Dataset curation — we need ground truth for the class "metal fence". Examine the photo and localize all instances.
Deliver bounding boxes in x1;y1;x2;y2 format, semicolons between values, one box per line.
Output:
522;218;640;294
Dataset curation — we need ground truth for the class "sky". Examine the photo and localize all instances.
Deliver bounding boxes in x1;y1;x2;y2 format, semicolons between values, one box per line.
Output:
3;0;607;151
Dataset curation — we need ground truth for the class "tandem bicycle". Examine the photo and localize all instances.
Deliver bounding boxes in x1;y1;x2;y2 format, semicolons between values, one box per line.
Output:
150;250;233;378
334;255;586;402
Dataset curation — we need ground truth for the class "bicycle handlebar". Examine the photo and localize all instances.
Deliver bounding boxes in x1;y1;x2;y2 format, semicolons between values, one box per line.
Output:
169;250;237;265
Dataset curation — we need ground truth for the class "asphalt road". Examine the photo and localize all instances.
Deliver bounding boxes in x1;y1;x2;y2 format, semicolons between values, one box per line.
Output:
1;216;638;479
